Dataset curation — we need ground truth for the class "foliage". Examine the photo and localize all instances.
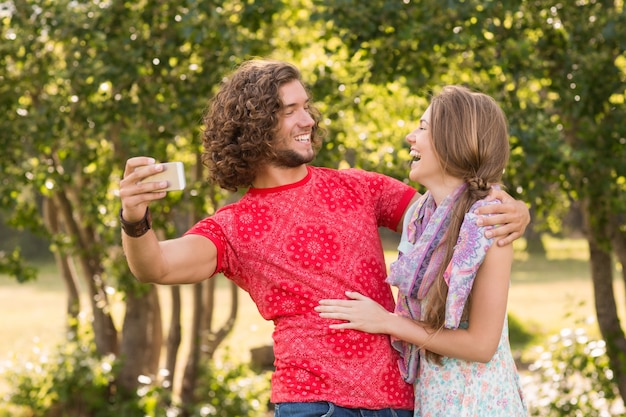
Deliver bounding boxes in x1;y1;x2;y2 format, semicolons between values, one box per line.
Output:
309;0;626;401
2;0;626;410
0;248;37;283
310;0;626;230
0;0;291;395
0;318;148;417
185;349;272;417
0;319;270;417
523;326;623;416
508;312;536;351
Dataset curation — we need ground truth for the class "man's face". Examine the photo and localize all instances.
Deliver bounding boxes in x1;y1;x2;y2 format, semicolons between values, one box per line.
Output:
271;80;316;167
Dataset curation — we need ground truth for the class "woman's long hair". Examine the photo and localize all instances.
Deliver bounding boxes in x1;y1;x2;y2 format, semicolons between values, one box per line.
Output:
421;85;510;363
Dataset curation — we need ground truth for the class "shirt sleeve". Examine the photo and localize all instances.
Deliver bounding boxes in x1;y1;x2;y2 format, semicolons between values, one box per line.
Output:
351;169;417;231
184;217;226;275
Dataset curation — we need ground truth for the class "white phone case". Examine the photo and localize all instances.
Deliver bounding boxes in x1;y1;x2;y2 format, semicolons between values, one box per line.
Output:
137;162;186;192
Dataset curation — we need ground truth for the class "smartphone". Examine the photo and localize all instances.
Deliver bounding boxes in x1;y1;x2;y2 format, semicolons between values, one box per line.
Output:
137;162;186;192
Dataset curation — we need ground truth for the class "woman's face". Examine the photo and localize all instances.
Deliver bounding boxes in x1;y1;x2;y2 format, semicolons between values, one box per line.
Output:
405;105;441;186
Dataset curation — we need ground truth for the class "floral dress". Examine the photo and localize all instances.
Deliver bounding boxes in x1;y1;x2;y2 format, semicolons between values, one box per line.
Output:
388;187;527;416
413;319;527;416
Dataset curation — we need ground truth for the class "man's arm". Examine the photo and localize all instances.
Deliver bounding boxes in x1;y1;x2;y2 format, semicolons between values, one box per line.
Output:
120;157;217;285
475;188;531;247
398;188;530;245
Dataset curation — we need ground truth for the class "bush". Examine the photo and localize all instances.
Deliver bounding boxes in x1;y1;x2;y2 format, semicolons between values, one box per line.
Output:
522;326;624;416
508;312;537;350
0;319;155;417
187;349;272;417
0;321;271;417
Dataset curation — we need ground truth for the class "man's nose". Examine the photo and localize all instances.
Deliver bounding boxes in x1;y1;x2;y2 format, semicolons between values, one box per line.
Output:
300;109;314;126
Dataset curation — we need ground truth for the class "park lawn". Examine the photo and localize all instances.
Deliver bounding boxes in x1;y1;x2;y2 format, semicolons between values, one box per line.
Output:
509;236;624;342
0;236;623;368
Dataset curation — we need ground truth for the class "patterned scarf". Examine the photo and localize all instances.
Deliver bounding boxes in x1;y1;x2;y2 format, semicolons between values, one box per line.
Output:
387;183;495;383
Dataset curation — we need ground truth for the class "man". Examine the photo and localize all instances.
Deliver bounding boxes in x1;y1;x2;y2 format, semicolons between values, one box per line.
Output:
119;59;529;417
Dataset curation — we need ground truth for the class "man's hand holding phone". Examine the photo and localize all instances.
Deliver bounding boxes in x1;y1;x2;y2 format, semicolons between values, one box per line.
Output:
119;158;186;225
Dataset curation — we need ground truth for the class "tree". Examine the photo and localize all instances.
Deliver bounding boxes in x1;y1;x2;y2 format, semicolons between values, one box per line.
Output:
1;0;422;411
448;0;626;400
0;0;284;408
508;0;626;400
5;0;625;411
310;0;626;403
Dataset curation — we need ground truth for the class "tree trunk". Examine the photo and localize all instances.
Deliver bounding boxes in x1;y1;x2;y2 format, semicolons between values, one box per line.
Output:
52;191;119;356
118;285;162;391
164;285;182;392
179;154;210;406
179;156;241;406
202;277;215;338
609;214;626;404
588;240;626;401
583;209;626;402
55;254;80;328
42;198;81;322
180;282;204;407
201;278;239;360
180;278;240;409
610;215;626;292
524;207;545;255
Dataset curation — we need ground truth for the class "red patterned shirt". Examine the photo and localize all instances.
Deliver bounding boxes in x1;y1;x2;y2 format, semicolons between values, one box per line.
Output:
186;166;416;409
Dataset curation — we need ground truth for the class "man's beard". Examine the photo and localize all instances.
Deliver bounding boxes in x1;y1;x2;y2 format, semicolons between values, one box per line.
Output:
270;148;315;168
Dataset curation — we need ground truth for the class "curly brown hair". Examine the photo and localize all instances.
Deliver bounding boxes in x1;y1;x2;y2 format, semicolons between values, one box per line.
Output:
201;59;324;191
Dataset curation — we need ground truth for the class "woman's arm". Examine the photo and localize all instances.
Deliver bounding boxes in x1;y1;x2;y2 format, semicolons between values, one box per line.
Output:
316;243;513;363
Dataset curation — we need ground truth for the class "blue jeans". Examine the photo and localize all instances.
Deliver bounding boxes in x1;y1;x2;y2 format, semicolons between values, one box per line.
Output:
274;402;413;417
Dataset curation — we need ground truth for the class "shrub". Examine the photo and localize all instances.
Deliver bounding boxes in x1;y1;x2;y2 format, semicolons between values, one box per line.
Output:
0;321;271;417
186;349;272;417
522;326;624;416
0;319;154;417
508;312;537;350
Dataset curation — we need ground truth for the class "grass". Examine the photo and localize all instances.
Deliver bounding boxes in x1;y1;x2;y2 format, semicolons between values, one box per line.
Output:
0;273;274;365
510;236;624;340
0;236;622;367
1;236;623;416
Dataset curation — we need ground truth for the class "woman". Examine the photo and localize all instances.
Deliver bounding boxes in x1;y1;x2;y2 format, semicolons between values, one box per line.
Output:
316;85;528;416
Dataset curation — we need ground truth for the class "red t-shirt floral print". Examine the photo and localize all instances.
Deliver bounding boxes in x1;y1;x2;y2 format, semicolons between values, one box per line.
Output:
186;166;416;409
